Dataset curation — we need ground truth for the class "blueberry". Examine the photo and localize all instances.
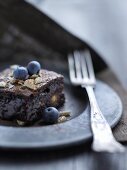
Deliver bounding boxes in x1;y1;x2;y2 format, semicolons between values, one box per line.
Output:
43;107;59;124
27;61;41;75
13;67;28;80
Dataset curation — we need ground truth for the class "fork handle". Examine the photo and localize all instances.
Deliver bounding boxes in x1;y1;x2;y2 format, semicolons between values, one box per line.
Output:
84;85;125;152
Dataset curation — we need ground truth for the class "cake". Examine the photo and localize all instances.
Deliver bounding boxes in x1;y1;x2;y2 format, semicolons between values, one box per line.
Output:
0;64;65;122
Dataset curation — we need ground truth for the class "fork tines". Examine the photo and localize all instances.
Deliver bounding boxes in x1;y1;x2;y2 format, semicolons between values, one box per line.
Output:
68;50;96;86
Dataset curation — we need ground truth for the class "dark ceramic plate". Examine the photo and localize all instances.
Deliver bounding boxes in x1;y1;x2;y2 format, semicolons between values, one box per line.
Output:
0;56;123;150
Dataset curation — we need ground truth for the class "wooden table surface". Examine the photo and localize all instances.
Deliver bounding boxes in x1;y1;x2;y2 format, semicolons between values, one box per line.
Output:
0;0;127;170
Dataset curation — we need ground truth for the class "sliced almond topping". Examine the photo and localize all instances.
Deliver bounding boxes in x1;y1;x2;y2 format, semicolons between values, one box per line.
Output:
24;79;36;90
35;77;43;85
10;78;18;84
18;80;24;85
58;116;67;123
5;83;14;89
60;111;71;117
10;65;19;70
17;120;26;126
51;95;58;105
30;74;39;79
0;81;6;88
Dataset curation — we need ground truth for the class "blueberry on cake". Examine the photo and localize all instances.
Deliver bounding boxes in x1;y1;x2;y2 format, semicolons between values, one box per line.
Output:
0;61;65;123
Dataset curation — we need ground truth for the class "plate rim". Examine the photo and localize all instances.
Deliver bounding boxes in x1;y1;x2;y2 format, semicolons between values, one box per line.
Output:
0;80;123;150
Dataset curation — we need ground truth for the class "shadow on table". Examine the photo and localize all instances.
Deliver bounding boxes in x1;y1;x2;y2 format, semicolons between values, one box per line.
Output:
0;141;126;170
0;141;92;164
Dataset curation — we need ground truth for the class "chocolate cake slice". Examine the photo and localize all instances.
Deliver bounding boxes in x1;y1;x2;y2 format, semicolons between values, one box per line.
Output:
0;66;65;122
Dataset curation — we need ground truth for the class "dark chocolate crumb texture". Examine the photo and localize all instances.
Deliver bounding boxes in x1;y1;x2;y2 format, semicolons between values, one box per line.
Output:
0;65;65;122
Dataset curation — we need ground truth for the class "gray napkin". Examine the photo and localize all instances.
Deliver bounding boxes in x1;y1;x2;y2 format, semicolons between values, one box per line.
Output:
27;0;127;90
0;0;106;73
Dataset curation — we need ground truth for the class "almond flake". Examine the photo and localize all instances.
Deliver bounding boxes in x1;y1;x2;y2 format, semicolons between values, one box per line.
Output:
58;116;67;123
9;78;18;84
35;77;43;85
30;74;38;79
10;65;19;70
18;80;24;85
0;81;6;88
17;120;26;126
60;111;71;117
6;77;12;82
24;79;36;90
51;95;58;105
8;84;14;89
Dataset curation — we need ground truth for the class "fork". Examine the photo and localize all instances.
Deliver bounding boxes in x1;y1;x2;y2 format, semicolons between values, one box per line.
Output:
68;50;125;152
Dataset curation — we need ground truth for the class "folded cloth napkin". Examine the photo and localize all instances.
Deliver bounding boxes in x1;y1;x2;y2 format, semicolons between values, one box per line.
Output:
0;0;107;73
26;0;127;90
